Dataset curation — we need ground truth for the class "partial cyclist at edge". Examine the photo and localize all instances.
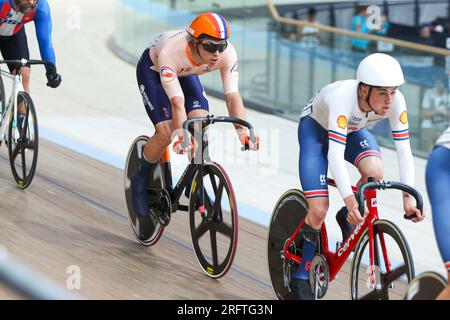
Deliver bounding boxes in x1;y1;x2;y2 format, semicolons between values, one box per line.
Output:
130;12;260;217
0;0;62;113
425;126;450;300
293;53;425;300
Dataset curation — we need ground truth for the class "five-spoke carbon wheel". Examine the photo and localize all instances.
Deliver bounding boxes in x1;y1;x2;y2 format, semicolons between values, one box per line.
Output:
189;162;238;278
8;91;39;189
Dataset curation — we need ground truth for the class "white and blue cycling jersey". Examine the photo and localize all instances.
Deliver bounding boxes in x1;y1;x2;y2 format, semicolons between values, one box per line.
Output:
298;80;414;199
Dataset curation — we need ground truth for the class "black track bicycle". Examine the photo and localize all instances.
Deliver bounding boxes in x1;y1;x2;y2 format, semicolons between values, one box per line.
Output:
124;115;256;278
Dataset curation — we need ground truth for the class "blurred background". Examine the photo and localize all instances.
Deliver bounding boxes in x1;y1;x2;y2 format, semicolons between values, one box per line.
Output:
113;0;450;157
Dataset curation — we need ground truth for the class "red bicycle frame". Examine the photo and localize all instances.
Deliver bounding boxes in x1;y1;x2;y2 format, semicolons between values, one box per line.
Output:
284;178;393;288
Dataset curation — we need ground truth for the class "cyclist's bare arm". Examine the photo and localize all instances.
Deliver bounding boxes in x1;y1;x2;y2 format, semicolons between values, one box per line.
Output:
170;95;188;136
224;92;246;132
220;44;242;130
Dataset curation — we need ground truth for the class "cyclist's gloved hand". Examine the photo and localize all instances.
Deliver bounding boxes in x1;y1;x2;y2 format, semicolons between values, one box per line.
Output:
239;132;260;151
46;69;62;88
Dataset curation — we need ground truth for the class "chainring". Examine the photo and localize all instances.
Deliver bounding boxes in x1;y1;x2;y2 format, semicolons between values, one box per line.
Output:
310;254;330;299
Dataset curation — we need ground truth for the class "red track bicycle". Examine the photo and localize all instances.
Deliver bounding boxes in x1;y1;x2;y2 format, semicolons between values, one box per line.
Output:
267;178;423;300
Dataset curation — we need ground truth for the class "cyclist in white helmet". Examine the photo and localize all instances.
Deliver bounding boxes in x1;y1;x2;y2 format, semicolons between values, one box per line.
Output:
291;53;425;300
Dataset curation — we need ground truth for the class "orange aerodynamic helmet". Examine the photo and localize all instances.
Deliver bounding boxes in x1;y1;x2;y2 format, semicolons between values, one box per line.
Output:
187;12;230;40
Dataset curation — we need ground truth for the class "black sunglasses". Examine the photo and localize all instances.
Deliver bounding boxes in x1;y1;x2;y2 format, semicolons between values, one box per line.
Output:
199;41;228;53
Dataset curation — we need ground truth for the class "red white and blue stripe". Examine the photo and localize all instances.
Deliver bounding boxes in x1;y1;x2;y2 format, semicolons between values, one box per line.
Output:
354;150;382;166
304;189;329;199
208;13;229;39
328;130;347;145
392;129;409;141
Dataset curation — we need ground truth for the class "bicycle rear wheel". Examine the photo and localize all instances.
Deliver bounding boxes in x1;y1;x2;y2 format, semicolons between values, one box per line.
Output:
267;189;308;300
8;91;38;189
350;219;414;300
189;162;238;278
124;135;164;246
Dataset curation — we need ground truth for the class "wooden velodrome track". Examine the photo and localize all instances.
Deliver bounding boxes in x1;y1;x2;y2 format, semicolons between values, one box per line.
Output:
0;138;366;300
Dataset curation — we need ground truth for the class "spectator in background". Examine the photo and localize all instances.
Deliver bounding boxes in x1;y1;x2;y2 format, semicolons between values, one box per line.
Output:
299;7;320;48
418;23;435;46
351;5;370;53
421;76;450;151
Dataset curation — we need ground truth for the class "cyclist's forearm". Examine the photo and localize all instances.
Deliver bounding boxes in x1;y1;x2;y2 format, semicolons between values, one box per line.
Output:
343;194;358;210
395;141;415;187
225;92;247;133
170;96;187;137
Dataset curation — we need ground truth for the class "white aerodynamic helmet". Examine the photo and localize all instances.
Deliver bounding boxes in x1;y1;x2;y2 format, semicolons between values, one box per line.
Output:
356;53;405;87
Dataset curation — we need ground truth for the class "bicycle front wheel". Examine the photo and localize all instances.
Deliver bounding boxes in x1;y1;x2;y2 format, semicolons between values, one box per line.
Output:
267;189;308;300
350;219;414;300
8;91;39;189
189;162;238;279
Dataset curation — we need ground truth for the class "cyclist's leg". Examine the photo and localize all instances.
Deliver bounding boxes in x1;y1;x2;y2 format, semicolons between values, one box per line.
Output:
291;116;328;299
333;129;383;239
180;75;209;204
345;129;383;187
132;48;174;215
426;145;450;300
183;74;209;161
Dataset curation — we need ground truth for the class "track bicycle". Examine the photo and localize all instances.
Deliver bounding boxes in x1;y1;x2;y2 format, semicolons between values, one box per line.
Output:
267;178;423;300
0;59;56;189
124;115;257;278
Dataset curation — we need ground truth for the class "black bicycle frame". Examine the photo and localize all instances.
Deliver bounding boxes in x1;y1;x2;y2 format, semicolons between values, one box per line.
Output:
162;115;255;213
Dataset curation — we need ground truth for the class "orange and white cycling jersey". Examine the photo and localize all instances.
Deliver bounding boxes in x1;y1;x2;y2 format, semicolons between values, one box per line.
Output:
147;30;239;99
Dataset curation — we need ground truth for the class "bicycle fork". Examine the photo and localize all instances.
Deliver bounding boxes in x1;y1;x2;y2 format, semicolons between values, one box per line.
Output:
366;189;393;290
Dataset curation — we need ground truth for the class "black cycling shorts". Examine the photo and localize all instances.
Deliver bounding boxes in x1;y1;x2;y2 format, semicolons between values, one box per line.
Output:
0;27;30;73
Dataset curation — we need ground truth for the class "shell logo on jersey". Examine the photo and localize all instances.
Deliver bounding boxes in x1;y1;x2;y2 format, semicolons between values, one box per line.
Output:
399;111;408;124
160;66;176;82
337;115;347;129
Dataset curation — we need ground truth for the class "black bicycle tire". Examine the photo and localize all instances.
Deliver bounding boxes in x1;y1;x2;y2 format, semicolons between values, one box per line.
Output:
8;91;38;189
266;189;309;300
189;162;238;279
350;219;415;300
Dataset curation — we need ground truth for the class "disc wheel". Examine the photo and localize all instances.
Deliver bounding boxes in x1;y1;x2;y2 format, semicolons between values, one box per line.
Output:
124;135;165;246
267;189;308;300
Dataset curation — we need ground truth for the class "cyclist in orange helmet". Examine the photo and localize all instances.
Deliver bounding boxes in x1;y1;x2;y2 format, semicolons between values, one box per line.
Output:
131;13;260;216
